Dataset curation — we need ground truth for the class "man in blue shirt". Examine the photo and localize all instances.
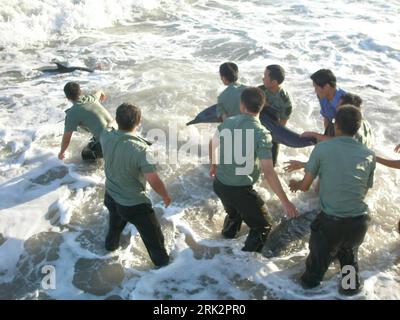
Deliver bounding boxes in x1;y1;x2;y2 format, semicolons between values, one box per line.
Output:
310;69;346;135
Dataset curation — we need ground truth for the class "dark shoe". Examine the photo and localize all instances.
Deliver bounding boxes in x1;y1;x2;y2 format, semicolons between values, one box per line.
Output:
105;232;121;251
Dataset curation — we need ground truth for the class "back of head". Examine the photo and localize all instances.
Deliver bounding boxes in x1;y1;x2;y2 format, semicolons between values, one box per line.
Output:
219;62;239;83
116;103;141;131
335;105;362;136
310;69;336;88
64;82;81;101
241;87;265;114
267;64;285;85
339;92;363;108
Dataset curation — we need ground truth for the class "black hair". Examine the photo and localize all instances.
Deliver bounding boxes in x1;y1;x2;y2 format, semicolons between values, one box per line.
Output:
116;103;141;131
266;64;285;84
219;62;239;83
64;82;81;101
310;69;337;88
335;105;362;136
339;92;363;109
241;87;265;113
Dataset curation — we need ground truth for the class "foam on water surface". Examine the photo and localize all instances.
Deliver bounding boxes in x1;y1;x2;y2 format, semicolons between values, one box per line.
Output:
0;0;399;299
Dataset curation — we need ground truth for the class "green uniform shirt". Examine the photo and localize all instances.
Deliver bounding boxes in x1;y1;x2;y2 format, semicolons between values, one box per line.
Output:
216;82;247;118
305;136;376;218
258;85;293;121
216;113;273;186
355;119;373;149
64;94;113;140
100;128;157;207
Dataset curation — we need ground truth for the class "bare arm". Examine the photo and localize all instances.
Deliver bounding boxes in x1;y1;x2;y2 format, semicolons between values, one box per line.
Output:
284;160;306;173
94;90;106;102
376;156;400;169
144;172;171;207
261;159;298;218
301;131;331;142
58;131;73;160
289;172;315;192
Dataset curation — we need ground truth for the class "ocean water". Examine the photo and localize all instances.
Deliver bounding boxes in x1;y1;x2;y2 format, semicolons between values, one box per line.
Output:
0;0;399;300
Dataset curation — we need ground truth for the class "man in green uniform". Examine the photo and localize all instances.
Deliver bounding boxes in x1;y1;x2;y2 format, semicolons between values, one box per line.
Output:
210;87;298;253
59;82;114;161
289;106;376;295
100;103;170;267
216;62;247;120
258;65;294;166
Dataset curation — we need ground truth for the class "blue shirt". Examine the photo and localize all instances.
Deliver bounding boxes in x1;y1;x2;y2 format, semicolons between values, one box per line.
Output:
319;88;346;121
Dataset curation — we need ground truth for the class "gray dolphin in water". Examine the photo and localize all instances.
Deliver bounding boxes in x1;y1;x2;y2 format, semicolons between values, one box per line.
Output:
262;209;318;258
186;104;317;148
38;62;94;74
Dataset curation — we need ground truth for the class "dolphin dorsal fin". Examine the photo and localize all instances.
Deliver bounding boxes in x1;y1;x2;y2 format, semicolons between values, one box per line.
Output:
54;62;69;71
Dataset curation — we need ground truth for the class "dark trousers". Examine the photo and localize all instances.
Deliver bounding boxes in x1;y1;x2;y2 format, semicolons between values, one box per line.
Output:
213;179;273;252
104;193;169;267
81;137;103;160
301;212;370;290
272;142;279;167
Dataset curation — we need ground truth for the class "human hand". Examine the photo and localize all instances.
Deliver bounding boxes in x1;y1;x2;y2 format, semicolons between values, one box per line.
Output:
282;200;299;219
284;160;305;173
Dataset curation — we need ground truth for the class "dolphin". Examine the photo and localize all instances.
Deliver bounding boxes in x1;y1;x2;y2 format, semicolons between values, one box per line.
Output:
38;62;94;74
262;209;318;258
186;104;317;148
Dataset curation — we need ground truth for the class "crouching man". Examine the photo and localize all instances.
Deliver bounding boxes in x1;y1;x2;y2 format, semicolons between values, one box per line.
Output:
100;103;171;268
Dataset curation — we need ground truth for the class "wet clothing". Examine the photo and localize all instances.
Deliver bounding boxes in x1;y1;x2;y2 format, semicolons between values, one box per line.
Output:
81;137;103;160
64;94;113;140
100;128;156;207
213;113;274;252
216;82;247;118
301;211;370;292
305;136;376;218
258;85;293;121
104;193;169;267
319;88;346;122
64;94;113;161
302;135;375;293
100;128;168;266
215;113;273;186
213;178;272;252
259;85;293;167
